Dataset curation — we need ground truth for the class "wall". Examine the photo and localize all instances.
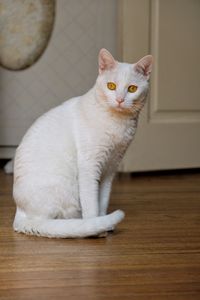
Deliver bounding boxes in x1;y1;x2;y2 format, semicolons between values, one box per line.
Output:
0;0;117;157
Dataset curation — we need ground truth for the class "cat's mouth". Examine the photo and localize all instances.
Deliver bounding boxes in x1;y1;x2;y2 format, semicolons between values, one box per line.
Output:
115;104;125;111
110;102;133;115
110;100;143;117
114;101;130;111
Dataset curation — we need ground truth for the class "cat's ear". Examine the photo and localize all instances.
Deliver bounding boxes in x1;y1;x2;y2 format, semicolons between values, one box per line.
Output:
134;55;153;78
98;48;117;74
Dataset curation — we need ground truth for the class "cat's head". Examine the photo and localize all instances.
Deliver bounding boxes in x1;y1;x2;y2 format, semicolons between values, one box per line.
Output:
96;48;153;116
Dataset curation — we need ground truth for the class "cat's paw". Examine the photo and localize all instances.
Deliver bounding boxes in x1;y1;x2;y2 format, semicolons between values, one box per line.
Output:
98;231;109;238
98;227;115;237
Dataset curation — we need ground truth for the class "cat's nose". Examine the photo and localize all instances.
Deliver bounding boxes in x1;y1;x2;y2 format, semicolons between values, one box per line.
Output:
116;98;124;104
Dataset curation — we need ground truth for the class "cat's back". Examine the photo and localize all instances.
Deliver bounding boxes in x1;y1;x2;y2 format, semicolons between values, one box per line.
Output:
14;96;80;175
19;97;78;146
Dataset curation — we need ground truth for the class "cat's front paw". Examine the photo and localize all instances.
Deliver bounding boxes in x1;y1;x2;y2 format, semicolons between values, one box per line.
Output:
108;227;114;233
98;231;109;238
98;226;115;237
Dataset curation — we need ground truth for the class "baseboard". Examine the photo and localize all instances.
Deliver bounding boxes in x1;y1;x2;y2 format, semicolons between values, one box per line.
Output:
0;147;16;159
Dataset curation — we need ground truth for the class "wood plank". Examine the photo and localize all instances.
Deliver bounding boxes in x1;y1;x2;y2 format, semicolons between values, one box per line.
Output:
0;169;200;299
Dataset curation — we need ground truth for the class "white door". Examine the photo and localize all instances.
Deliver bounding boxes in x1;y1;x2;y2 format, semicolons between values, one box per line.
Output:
119;0;200;171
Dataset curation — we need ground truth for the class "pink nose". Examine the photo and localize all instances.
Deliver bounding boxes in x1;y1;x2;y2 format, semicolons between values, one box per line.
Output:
116;98;124;104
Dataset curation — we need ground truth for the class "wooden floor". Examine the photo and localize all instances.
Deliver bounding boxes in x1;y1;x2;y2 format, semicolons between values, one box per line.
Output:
0;169;200;300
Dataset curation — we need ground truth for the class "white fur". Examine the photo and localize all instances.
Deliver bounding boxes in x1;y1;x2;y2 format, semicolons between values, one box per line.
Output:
4;159;13;174
13;49;152;238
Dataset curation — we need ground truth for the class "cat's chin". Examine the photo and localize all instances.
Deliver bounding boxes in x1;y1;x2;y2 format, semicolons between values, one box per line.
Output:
108;105;134;117
108;103;125;111
114;104;131;112
115;106;125;112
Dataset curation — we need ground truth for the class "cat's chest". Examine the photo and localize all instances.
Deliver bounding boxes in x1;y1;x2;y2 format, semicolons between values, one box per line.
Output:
105;124;134;150
91;119;136;167
76;104;137;172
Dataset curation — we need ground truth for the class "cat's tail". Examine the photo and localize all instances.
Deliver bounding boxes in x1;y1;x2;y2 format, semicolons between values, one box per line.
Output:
13;210;125;238
4;159;14;174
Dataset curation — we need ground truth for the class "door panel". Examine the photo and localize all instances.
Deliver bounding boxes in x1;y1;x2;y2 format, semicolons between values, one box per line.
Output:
120;0;200;171
151;0;200;116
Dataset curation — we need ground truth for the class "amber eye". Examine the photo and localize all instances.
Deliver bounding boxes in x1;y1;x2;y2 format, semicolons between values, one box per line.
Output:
107;82;116;91
128;85;138;93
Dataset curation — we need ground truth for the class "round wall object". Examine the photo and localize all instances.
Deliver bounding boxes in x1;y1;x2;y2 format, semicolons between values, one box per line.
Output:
0;0;55;70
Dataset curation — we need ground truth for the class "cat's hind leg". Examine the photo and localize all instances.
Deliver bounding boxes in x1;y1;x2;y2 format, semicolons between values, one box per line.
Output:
13;179;124;238
13;174;80;217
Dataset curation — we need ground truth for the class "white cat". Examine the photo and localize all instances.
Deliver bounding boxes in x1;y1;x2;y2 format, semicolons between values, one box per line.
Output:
13;49;153;238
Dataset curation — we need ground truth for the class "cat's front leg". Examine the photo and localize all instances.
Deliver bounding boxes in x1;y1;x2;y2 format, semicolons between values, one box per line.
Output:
99;173;115;216
78;160;99;219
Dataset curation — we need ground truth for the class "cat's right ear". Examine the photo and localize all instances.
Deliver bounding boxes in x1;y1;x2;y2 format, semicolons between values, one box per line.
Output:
134;55;153;78
98;48;117;74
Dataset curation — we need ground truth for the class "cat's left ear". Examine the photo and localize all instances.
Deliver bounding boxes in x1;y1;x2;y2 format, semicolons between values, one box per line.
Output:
134;55;153;78
98;48;117;74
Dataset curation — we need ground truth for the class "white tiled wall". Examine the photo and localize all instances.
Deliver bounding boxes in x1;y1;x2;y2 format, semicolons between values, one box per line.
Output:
0;0;117;149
